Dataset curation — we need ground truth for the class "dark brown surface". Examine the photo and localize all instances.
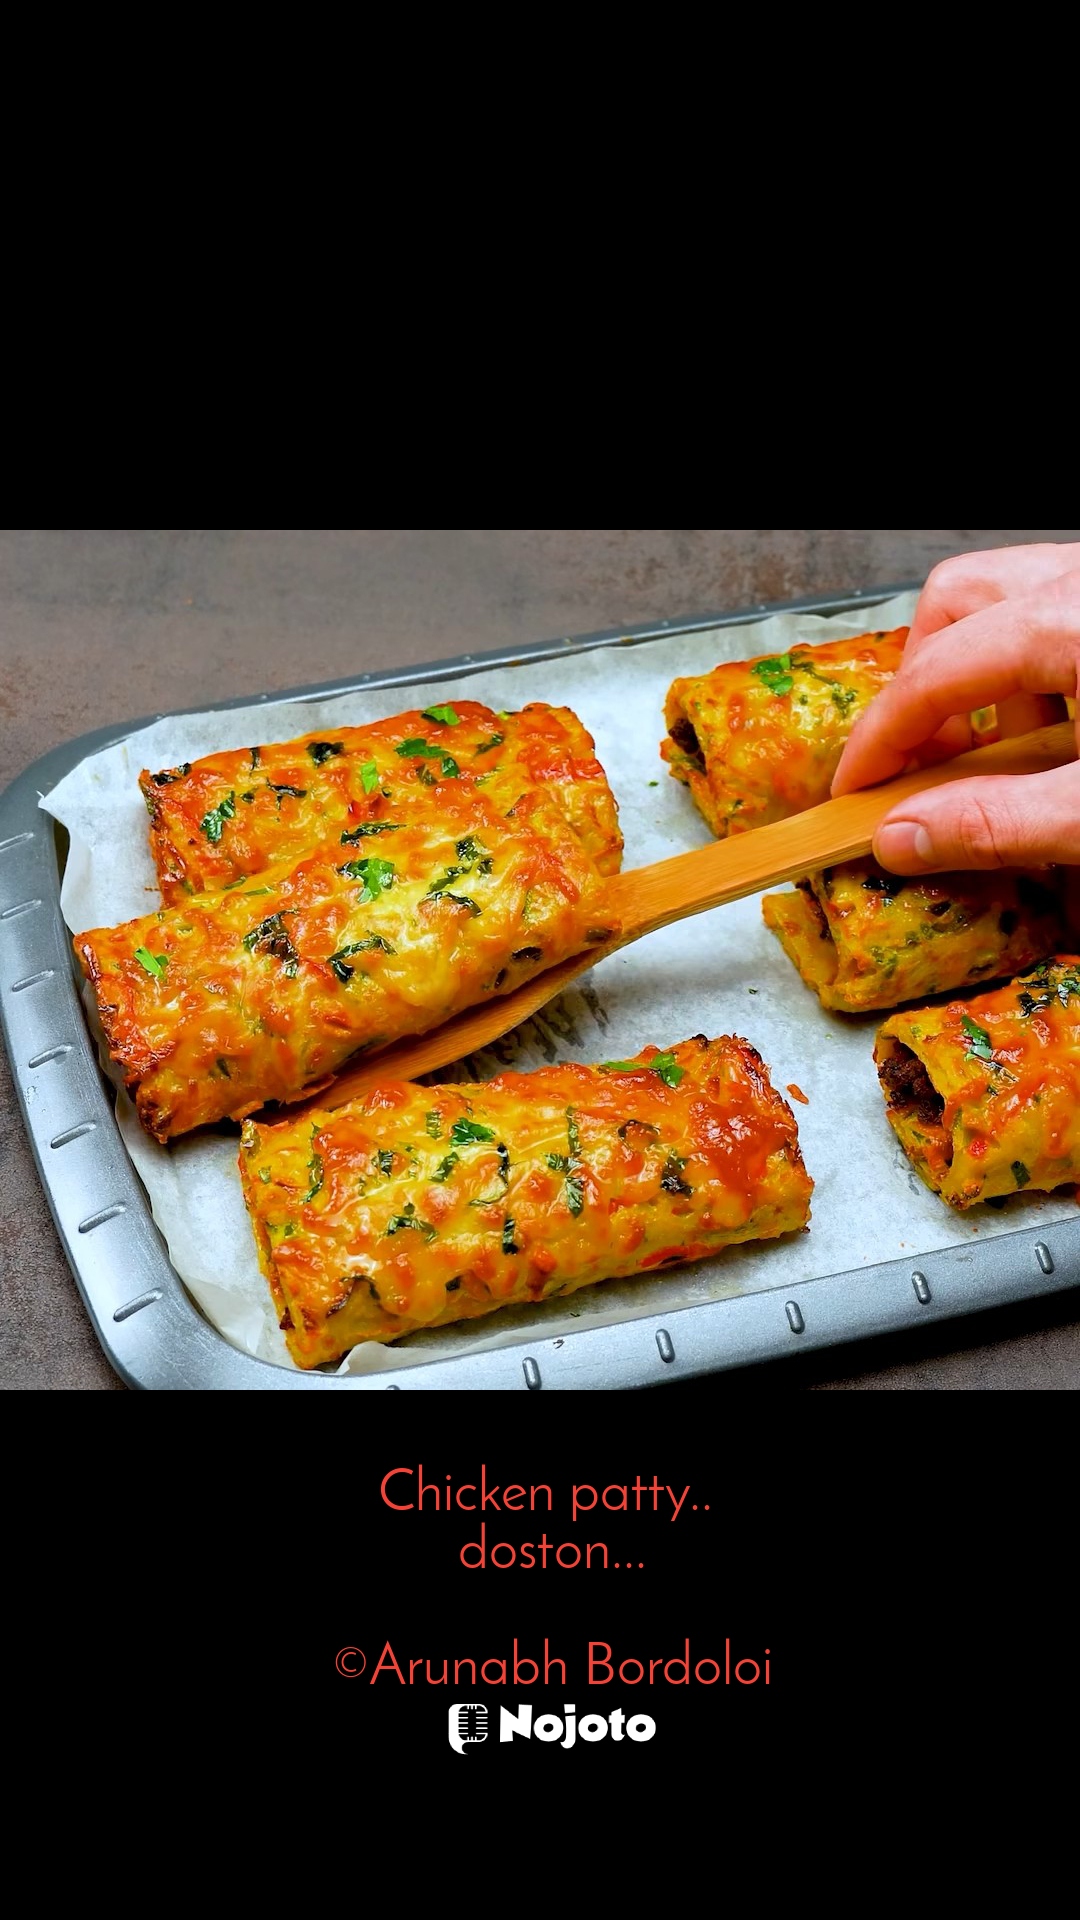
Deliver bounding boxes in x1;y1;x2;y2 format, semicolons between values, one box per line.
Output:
3;528;1079;1391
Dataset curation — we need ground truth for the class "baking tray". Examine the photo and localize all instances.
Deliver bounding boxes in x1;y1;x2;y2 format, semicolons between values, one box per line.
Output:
3;583;1079;1390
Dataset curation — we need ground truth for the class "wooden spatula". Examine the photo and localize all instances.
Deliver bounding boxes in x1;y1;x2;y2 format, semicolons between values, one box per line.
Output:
310;720;1076;1110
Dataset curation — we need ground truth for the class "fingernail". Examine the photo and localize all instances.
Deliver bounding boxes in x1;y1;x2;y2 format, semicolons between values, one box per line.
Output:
875;822;934;869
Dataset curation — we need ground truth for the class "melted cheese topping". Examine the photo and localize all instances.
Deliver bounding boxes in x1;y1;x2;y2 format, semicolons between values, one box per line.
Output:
763;863;1064;1013
77;790;616;1141
661;629;907;837
239;1035;814;1366
141;700;622;899
876;959;1080;1207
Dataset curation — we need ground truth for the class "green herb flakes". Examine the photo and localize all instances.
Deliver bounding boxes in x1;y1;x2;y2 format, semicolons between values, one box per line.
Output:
421;704;461;726
304;1150;324;1202
340;822;402;842
961;1015;994;1062
307;741;344;765
396;738;460;777
337;855;395;901
750;653;794;697
134;947;169;979
425;1112;442;1139
451;1117;495;1145
1012;1161;1031;1189
242;912;300;976
326;934;396;981
200;792;236;842
602;1051;684;1088
385;1202;436;1242
433;1152;460;1183
660;1153;693;1197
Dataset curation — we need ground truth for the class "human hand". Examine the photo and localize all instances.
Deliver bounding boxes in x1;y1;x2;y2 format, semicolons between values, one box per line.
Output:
832;543;1080;872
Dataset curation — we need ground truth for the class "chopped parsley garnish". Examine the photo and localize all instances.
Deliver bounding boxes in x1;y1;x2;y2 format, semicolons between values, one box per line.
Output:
961;1015;994;1062
134;947;169;979
1012;1161;1031;1189
750;653;794;697
425;1111;442;1139
375;1149;396;1175
304;1147;324;1202
502;1217;520;1254
200;792;236;842
258;1166;271;1184
660;1152;693;1197
307;740;344;764
360;760;380;794
546;1113;583;1212
1017;965;1080;1015
151;763;190;786
242;912;300;976
427;837;493;904
496;1143;510;1186
474;733;504;755
267;782;308;807
249;747;260;769
385;1202;436;1241
451;1117;495;1145
337;855;395;901
396;738;460;777
602;1051;684;1088
340;822;402;843
432;1152;460;1182
787;657;860;712
421;704;461;726
215;1057;231;1077
326;935;396;982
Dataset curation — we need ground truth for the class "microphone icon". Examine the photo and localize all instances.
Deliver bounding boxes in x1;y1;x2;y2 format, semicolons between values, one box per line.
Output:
448;1702;489;1754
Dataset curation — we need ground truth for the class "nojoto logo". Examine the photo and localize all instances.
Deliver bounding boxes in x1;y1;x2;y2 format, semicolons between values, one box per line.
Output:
448;1703;657;1750
448;1702;489;1753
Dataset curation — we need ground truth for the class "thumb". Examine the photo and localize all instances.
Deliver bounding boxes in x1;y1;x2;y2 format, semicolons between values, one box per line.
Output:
873;761;1080;873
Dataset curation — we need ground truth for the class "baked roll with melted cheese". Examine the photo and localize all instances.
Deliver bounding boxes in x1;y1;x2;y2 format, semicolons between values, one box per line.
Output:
141;700;622;900
661;629;907;837
238;1035;814;1368
876;959;1080;1207
76;790;616;1142
763;863;1064;1013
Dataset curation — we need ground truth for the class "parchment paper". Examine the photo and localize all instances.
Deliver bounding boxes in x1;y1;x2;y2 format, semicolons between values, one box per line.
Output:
42;591;1080;1375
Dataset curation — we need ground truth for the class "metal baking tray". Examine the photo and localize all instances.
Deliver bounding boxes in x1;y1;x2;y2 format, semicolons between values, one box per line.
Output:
3;583;1078;1389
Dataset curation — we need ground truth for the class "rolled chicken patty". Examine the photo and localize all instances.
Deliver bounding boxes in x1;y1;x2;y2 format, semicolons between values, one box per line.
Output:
661;628;907;838
141;699;623;900
239;1035;814;1368
76;789;616;1142
875;959;1080;1208
763;862;1064;1013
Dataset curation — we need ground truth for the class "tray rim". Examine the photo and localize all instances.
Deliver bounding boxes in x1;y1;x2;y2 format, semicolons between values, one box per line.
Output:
3;579;1077;1389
